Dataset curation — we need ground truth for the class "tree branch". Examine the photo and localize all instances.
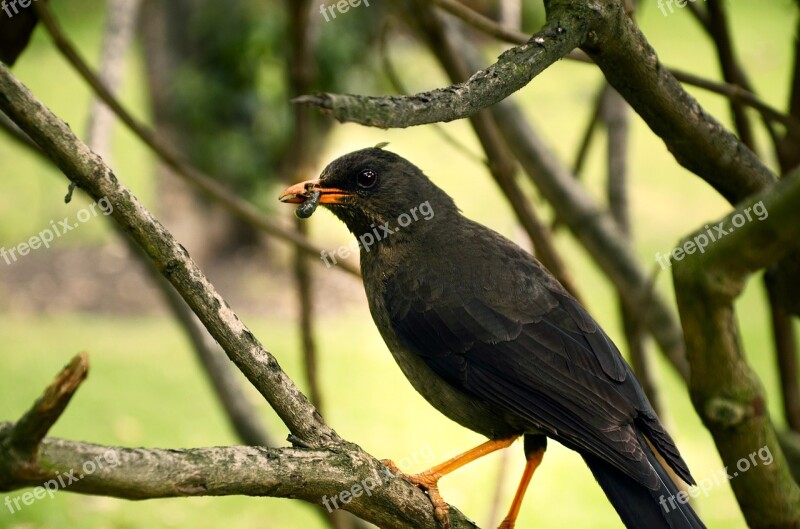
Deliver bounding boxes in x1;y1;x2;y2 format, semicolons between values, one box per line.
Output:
574;0;776;204
292;6;588;127
0;422;481;528
673;169;800;528
0;358;478;529
701;0;756;150
765;269;800;433
4;354;88;464
0;62;334;448
298;0;782;206
2;86;278;450
431;0;800;139
85;0;142;161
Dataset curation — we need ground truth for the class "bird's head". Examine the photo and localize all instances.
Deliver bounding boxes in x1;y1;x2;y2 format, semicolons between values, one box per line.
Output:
279;146;457;240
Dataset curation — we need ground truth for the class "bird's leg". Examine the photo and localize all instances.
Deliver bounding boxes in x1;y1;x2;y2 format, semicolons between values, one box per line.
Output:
383;435;519;528
497;435;547;529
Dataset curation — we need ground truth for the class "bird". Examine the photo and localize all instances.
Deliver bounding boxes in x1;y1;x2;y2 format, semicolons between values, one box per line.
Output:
279;146;706;529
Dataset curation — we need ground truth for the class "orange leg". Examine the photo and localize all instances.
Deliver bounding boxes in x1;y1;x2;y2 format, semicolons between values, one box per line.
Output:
497;447;545;529
384;435;519;528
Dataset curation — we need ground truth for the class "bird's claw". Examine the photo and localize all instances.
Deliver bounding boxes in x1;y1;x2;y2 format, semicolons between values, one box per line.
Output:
381;460;451;529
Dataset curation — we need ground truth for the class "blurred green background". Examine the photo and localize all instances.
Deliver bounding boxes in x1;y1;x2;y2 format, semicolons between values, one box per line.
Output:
1;1;798;528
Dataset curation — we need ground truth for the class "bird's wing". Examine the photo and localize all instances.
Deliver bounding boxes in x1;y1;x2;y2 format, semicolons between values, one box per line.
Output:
385;244;692;489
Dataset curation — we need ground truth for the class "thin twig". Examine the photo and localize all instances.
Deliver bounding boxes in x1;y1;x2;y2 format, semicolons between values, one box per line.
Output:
602;85;661;415
7;354;89;461
282;0;327;438
766;269;800;433
85;0;142;161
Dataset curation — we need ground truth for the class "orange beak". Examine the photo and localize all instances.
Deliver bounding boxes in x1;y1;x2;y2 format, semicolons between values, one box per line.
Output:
278;179;351;204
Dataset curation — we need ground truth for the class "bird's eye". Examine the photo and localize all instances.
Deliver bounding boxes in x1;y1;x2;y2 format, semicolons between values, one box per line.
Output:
357;169;378;189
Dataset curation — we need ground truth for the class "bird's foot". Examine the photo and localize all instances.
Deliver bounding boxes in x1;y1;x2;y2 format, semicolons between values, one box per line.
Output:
382;459;451;529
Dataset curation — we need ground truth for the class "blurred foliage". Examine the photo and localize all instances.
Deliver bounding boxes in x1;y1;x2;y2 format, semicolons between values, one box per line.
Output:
0;1;798;528
165;0;387;194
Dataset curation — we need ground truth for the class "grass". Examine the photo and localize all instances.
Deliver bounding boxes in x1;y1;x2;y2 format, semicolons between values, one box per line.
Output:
1;1;798;528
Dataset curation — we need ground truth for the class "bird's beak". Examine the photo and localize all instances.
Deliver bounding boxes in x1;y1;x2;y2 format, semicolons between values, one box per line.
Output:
278;179;351;204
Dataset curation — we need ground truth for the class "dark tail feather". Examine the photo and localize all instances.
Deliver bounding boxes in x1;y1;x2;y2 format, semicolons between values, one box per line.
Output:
582;438;706;529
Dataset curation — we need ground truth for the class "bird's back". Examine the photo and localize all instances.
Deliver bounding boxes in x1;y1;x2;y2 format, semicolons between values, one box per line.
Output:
362;213;694;490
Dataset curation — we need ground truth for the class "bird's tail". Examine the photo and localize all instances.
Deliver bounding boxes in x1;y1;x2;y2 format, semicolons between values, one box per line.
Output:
582;434;706;529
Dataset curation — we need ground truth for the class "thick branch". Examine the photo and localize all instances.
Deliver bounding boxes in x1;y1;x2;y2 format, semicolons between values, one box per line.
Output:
579;0;776;204
299;0;781;206
2;91;276;449
673;170;800;528
0;423;477;529
0;62;335;448
0;63;486;529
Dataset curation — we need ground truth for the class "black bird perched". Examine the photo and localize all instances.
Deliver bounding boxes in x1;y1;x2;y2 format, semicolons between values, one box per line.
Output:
280;146;706;529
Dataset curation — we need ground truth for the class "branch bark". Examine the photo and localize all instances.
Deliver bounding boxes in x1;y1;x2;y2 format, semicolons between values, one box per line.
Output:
2;82;277;450
0;422;480;528
298;0;781;206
